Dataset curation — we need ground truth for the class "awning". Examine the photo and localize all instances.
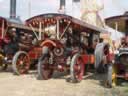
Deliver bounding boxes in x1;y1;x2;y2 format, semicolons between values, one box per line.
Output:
105;12;128;34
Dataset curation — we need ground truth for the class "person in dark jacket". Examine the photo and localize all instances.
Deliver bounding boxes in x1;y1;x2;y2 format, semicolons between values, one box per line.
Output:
4;28;19;55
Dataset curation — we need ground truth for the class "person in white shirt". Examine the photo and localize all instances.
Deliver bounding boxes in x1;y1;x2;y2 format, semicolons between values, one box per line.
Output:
95;38;107;73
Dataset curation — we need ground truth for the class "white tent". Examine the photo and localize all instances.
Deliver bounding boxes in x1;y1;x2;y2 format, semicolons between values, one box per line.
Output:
80;0;104;27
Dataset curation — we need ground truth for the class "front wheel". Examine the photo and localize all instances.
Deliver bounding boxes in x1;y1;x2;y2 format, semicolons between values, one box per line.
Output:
12;51;30;75
70;53;85;83
37;54;54;80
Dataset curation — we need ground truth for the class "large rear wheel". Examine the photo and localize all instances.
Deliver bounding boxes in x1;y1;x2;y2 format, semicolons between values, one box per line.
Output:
12;51;30;75
70;53;85;83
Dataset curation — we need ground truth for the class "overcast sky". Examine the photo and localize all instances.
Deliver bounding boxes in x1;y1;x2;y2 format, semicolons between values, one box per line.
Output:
0;0;128;21
0;0;128;40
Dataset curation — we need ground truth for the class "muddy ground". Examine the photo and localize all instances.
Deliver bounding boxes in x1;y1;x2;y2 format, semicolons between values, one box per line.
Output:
0;67;127;96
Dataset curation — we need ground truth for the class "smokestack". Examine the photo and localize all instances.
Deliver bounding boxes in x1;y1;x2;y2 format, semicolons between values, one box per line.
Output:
10;0;16;19
73;0;80;2
59;0;65;14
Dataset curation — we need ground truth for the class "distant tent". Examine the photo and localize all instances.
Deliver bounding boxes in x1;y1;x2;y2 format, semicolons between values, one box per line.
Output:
81;0;105;28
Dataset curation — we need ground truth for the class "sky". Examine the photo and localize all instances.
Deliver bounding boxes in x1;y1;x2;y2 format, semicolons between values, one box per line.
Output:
0;0;128;21
0;0;128;40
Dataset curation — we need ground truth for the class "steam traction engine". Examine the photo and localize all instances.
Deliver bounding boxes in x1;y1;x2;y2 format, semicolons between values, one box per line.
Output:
105;12;128;87
106;37;128;87
28;13;109;82
0;16;45;74
0;17;11;70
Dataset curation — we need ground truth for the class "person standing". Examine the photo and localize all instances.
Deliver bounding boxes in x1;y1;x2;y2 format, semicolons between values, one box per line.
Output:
4;28;19;55
94;38;107;73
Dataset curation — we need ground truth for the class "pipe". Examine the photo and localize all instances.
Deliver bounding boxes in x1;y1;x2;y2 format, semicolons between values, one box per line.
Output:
59;0;65;13
60;0;65;8
10;0;16;19
73;0;80;2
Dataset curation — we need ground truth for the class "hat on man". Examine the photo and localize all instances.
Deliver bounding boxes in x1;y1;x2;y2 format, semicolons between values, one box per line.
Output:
11;28;16;31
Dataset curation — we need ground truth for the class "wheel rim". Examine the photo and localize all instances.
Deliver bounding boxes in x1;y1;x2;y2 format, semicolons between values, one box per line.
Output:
41;55;53;80
73;57;84;81
16;53;30;74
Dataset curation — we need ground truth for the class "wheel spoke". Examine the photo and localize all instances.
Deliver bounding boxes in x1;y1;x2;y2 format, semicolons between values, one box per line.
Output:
19;69;25;74
15;53;30;74
19;55;24;61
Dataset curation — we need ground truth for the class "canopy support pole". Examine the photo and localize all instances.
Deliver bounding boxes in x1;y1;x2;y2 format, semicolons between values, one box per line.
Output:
60;22;71;40
29;24;39;40
39;22;42;40
1;20;5;39
56;19;60;40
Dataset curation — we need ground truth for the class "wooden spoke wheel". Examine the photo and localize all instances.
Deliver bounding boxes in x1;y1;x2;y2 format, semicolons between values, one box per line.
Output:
70;53;85;83
106;64;117;88
37;54;54;80
12;51;30;75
